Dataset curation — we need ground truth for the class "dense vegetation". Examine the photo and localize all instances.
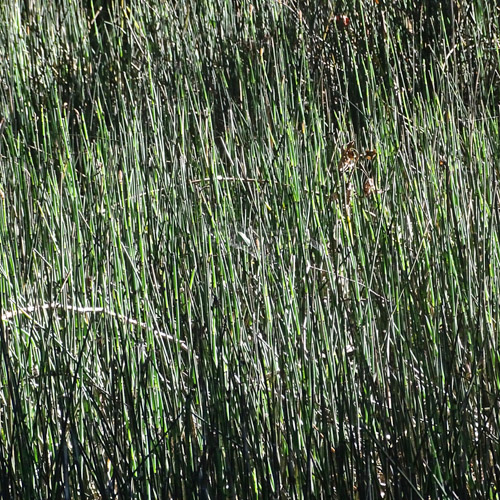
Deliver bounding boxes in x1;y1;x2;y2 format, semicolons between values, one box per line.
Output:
1;1;499;498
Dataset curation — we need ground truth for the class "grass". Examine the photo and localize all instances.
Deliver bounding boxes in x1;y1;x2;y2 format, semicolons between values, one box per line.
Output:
1;0;499;498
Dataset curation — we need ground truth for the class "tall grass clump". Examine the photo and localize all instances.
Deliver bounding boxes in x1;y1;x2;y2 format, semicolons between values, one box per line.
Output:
0;0;499;498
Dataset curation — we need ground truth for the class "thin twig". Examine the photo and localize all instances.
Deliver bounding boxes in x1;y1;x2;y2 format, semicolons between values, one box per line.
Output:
189;175;268;185
1;302;190;353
